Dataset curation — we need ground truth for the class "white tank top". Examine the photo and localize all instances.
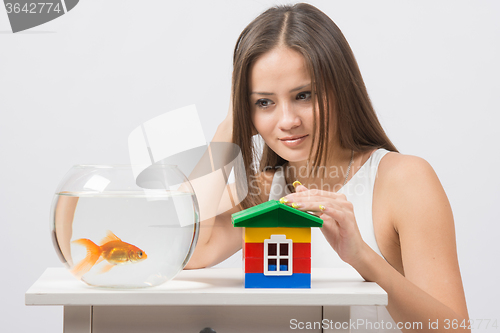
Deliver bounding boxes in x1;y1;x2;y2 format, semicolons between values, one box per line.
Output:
268;148;399;332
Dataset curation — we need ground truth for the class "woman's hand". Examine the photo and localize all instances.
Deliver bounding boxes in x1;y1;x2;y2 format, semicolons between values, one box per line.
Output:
281;184;369;266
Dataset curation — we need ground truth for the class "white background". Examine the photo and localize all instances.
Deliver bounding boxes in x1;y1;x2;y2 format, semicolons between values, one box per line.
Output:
1;0;499;332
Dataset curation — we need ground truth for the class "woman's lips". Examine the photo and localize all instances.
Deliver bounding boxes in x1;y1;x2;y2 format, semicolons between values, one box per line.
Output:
279;135;308;147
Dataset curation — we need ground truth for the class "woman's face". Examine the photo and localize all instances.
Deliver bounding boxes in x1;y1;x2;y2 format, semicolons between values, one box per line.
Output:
249;47;318;163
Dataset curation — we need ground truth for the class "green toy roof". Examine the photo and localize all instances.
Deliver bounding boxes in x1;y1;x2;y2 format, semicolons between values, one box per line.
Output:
232;200;323;228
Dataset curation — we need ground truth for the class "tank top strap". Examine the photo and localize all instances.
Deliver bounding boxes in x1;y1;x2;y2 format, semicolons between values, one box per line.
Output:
337;148;391;195
367;148;391;180
364;148;391;193
336;148;391;260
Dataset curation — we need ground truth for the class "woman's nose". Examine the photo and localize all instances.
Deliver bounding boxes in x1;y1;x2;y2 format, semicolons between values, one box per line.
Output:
277;102;301;130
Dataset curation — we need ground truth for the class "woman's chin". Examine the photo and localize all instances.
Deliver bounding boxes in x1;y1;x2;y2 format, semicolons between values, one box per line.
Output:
280;155;311;166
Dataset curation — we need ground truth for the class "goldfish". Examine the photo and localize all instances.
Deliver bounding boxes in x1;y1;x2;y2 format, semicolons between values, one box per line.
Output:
71;230;147;277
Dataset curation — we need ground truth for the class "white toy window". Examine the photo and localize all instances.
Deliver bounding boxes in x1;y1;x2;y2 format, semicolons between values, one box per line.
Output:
264;235;293;276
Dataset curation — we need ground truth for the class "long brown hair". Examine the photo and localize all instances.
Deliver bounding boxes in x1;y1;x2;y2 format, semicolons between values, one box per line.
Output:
232;3;398;209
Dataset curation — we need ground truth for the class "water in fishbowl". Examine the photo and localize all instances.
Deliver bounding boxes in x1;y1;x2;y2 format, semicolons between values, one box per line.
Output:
51;190;198;288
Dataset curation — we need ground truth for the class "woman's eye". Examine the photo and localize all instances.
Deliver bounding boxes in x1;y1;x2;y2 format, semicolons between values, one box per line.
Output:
255;99;273;108
297;92;312;101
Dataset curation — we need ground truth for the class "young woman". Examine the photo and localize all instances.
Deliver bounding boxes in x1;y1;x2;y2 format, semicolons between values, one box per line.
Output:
186;3;469;331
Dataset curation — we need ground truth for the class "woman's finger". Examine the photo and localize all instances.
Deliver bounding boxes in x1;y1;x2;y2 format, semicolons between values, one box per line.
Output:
304;202;346;224
286;200;343;215
282;195;351;212
293;183;309;193
287;189;347;202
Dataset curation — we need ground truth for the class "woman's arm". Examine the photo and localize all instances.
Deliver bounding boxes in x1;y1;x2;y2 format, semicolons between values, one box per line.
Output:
186;171;275;268
184;116;243;269
184;185;244;269
281;154;469;332
354;154;470;332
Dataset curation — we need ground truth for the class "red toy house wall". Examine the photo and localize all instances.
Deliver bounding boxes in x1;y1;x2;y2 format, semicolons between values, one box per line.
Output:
244;242;311;274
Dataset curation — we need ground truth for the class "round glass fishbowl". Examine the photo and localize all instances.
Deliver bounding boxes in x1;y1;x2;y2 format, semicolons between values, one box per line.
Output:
50;164;199;288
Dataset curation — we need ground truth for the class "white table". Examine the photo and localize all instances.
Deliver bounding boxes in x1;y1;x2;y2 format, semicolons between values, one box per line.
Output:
26;267;387;333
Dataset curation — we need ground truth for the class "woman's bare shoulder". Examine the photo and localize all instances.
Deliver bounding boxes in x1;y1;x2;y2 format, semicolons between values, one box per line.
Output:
376;151;448;227
377;152;436;181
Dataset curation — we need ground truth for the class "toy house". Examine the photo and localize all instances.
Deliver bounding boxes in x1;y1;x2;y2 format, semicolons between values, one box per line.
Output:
231;200;323;288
